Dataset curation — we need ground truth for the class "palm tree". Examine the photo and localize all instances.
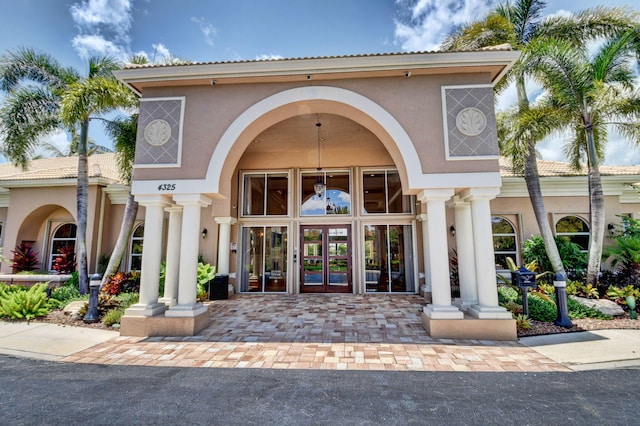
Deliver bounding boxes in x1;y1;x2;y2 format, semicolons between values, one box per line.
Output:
0;48;136;293
441;1;638;278
518;30;640;286
100;114;139;286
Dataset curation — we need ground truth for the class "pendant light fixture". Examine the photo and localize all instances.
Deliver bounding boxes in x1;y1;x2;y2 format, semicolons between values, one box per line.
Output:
313;120;325;197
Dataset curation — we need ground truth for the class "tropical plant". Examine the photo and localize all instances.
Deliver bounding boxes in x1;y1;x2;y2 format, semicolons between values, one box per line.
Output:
566;280;599;299
522;235;587;273
51;244;76;274
0;283;50;320
441;2;639;280
101;271;140;296
197;262;216;298
514;313;532;330
606;285;640;305
11;243;39;272
518;29;640;286
0;47;137;294
566;297;611;319
527;292;557;322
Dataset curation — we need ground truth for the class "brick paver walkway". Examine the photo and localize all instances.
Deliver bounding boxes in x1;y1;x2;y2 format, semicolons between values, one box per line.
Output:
63;294;569;372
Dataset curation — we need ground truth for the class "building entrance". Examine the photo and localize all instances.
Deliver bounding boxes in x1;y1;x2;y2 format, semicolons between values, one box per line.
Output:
300;225;352;293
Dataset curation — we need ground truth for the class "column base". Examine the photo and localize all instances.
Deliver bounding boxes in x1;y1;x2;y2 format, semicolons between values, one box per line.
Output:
124;302;167;317
157;297;177;307
422;312;516;341
467;304;513;319
120;310;210;337
165;302;208;318
423;304;464;319
452;298;479;312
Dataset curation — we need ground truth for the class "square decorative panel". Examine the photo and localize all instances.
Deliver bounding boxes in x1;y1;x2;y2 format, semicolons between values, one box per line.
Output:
442;85;499;160
135;97;185;167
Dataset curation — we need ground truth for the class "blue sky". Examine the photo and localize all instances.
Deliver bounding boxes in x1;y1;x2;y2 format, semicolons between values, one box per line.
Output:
0;0;637;164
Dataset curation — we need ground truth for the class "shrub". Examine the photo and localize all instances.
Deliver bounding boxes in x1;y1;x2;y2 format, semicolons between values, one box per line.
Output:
103;308;124;327
501;300;523;316
51;244;76;274
101;271;140;296
115;292;139;309
527;293;557;322
567;297;611;319
48;285;81;308
497;285;519;304
522;235;587;273
0;283;50;320
11;243;39;273
566;280;599;298
514;314;532;330
197;262;216;299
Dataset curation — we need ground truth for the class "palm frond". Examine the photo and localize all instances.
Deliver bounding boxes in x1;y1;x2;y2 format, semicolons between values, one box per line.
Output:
103;114;137;184
0;47;79;92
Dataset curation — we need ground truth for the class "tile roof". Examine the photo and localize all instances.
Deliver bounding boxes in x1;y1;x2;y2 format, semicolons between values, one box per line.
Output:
123;45;514;70
0;153;122;183
499;157;640;177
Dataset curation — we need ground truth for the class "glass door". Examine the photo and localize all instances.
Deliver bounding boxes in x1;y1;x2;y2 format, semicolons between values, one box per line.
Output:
300;225;351;293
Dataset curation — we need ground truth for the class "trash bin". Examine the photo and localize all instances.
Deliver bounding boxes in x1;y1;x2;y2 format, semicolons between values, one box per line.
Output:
208;274;229;300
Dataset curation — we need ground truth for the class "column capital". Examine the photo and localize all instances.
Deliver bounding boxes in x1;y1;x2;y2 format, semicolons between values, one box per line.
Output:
173;193;213;207
135;194;172;207
446;195;470;209
416;213;428;221
215;216;238;225
417;188;454;203
165;205;183;213
460;187;501;202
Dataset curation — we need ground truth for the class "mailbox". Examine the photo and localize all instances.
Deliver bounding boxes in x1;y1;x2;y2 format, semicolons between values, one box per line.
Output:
511;266;537;289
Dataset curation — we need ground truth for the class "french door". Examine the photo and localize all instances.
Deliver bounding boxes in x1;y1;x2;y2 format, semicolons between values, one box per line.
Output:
300;225;352;293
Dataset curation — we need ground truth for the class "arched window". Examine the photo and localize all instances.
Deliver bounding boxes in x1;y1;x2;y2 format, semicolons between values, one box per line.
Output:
556;215;589;251
49;223;76;271
129;223;144;271
492;216;517;270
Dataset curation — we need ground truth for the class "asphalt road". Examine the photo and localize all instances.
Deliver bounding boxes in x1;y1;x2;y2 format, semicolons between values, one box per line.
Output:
0;355;637;425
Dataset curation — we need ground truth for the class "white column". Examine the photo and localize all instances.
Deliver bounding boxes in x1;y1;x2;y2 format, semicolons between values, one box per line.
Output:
215;217;237;275
166;194;212;318
419;189;463;319
158;206;182;306
124;195;170;317
462;188;512;319
447;196;478;310
416;213;431;294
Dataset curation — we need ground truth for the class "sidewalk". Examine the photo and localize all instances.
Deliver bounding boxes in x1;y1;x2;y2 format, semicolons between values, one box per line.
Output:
1;320;638;371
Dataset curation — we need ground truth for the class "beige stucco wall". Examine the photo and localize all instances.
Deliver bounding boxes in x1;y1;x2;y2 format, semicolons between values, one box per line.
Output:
133;72;498;192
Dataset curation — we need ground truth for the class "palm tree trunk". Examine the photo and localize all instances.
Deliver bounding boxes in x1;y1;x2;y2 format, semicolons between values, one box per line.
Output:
585;124;605;286
516;76;565;275
100;192;139;286
77;119;90;295
524;141;566;276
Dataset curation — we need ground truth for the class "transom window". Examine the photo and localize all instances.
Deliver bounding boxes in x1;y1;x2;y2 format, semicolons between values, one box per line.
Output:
242;172;288;216
362;170;412;214
492;216;517;270
556;215;589;251
129;223;144;271
301;170;351;216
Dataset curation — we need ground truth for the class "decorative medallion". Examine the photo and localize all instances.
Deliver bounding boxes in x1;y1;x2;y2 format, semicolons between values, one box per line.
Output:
144;119;172;146
455;107;487;136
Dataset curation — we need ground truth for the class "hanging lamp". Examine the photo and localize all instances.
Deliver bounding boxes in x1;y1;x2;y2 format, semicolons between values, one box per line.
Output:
313;121;325;197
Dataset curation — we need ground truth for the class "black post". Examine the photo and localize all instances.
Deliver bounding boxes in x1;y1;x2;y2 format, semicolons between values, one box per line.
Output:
522;285;530;317
83;273;102;323
553;273;573;328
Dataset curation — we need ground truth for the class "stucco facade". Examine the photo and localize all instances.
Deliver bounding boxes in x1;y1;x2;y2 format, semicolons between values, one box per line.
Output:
2;48;639;341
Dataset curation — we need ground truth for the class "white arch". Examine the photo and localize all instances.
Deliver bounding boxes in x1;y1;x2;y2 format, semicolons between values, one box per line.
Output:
204;86;422;193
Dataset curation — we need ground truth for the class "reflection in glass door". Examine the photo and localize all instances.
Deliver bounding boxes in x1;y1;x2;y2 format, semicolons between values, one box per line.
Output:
364;224;415;293
301;225;351;293
240;226;287;292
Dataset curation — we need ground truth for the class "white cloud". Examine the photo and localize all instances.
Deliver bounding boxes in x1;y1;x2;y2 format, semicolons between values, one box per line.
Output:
191;17;218;47
69;0;133;58
72;34;128;61
256;54;284;61
393;0;496;51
